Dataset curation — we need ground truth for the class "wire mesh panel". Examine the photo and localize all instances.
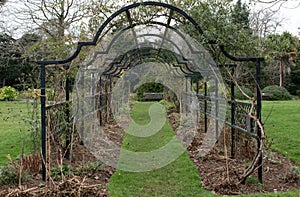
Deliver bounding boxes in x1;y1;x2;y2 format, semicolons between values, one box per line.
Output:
38;2;263;183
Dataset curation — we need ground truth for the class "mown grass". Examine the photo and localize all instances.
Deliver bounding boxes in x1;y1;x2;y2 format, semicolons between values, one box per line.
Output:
262;100;300;164
0;101;33;166
108;102;213;196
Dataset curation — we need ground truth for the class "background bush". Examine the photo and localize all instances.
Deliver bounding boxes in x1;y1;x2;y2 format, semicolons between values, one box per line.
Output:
262;85;293;100
23;88;40;99
0;86;19;101
234;86;254;100
135;83;164;101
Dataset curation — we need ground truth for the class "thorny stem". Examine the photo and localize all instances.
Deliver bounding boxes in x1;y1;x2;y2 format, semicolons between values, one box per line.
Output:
222;65;265;184
223;124;230;182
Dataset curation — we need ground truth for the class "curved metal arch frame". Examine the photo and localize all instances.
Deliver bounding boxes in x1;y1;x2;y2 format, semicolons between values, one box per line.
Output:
38;1;205;65
78;21;214;78
91;45;197;77
103;47;200;76
38;1;264;183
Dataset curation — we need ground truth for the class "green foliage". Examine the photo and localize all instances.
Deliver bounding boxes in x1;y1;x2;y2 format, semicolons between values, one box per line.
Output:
264;32;298;60
0;86;19;101
135;83;164;101
23;88;40;100
285;166;300;181
50;164;73;179
46;89;56;101
263;32;298;87
0;159;30;186
75;161;103;176
245;175;260;185
159;100;176;110
0;165;20;185
0;34;22;87
262;85;292;100
0;33;40;89
288;64;300;95
22;88;56;101
231;0;250;30
183;0;257;57
234;86;254;100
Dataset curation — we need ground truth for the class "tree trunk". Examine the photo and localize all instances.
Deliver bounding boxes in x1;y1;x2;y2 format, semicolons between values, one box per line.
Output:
279;59;284;87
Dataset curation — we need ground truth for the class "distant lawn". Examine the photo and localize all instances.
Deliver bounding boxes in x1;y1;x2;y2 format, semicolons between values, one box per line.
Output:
0;101;34;166
262;100;300;164
108;102;213;196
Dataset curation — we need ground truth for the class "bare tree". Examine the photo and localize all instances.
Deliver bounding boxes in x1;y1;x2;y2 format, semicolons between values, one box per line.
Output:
0;0;7;7
249;0;300;39
2;0;115;61
18;0;89;40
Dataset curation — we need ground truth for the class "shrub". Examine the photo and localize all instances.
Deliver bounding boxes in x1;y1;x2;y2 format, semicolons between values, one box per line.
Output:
159;100;176;110
0;162;30;186
23;88;57;100
135;83;164;101
0;165;20;185
23;88;41;99
46;89;56;101
0;86;19;101
233;86;254;100
262;85;293;100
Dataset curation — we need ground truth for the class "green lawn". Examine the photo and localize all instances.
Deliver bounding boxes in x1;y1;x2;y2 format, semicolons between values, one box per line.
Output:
262;100;300;164
0;101;34;166
108;102;213;196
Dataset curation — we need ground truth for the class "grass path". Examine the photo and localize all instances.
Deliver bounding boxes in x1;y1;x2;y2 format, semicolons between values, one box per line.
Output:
107;102;212;196
108;101;300;196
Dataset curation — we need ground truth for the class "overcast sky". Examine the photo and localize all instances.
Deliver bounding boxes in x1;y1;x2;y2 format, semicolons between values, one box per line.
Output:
244;0;300;36
2;0;300;38
275;1;300;36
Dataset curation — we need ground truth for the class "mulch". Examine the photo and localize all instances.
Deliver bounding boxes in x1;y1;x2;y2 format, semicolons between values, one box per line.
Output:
167;108;300;195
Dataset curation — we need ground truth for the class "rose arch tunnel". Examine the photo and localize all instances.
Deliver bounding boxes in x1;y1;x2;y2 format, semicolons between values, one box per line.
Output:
38;2;264;183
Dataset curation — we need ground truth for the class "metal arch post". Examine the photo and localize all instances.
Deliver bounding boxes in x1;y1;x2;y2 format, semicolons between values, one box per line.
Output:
256;60;263;184
65;64;71;159
109;74;113;121
99;75;103;126
204;81;207;133
40;63;46;181
79;69;85;145
196;78;199;127
230;66;236;158
91;72;96;113
215;78;219;142
196;79;199;94
185;77;188;116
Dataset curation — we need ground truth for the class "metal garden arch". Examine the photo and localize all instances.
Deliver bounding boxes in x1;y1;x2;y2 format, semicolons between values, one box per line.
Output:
38;1;264;183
